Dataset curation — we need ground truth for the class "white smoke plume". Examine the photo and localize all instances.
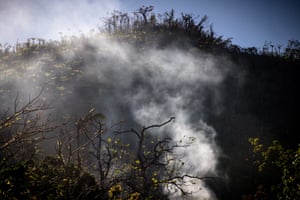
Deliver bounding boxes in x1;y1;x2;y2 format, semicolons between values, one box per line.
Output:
0;33;235;199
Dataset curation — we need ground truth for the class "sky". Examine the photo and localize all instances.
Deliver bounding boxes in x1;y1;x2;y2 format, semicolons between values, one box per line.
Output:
0;0;299;48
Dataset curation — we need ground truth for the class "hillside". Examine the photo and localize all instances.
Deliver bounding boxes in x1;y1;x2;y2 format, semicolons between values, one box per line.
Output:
1;7;299;200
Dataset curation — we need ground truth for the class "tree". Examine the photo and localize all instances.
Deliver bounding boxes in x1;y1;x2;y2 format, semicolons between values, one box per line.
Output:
0;92;56;166
102;10;130;34
0;92;59;199
285;39;300;59
55;109;214;199
133;5;154;25
248;138;300;200
115;117;202;199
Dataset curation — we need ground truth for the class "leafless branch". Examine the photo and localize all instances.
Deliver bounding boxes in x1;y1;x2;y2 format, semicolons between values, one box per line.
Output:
0;92;55;152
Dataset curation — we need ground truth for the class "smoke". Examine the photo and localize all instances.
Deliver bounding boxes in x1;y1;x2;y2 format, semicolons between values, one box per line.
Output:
1;34;234;199
0;0;120;44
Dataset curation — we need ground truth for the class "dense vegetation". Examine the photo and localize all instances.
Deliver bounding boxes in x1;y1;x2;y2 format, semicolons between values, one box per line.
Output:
248;138;300;199
1;6;299;199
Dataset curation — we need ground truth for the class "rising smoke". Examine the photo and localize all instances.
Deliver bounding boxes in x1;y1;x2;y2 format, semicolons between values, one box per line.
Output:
0;33;239;199
0;1;243;198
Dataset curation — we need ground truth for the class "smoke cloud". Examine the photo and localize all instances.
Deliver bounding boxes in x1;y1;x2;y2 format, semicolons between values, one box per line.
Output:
0;0;120;44
0;33;237;199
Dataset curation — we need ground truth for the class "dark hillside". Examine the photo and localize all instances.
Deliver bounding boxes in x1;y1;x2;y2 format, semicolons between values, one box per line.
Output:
207;53;300;198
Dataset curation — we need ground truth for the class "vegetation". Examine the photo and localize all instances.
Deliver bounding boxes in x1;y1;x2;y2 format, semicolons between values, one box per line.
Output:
0;5;299;199
0;95;210;199
247;138;300;200
1;6;300;59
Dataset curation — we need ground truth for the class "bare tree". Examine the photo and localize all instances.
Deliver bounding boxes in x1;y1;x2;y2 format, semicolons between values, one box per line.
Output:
54;110;216;199
134;5;154;25
55;109;126;198
0;92;57;166
115;117;216;199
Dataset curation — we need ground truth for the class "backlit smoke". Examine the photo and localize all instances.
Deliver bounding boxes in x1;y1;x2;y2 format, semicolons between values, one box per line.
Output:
0;0;121;44
0;34;234;199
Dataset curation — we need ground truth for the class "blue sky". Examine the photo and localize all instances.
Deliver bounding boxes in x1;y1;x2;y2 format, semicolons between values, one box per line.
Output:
0;0;299;48
122;0;300;48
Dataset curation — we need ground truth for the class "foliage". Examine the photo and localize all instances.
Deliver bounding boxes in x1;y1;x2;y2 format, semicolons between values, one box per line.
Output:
0;91;56;166
1;6;299;59
0;157;101;200
248;138;300;200
284;39;300;59
0;95;210;199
